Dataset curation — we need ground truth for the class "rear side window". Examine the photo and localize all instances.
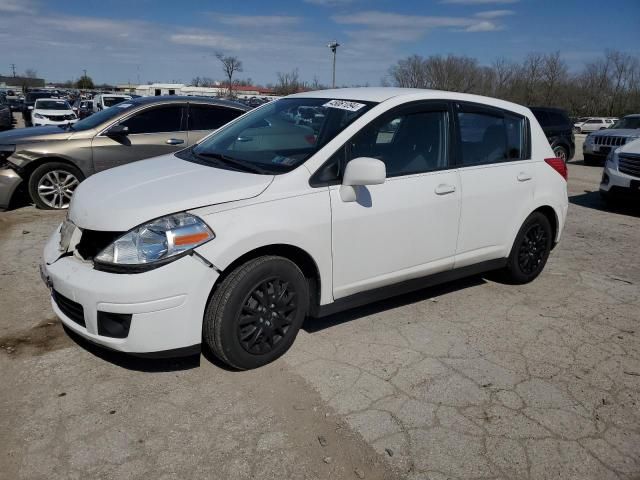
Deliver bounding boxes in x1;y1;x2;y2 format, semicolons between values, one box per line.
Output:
548;112;569;126
532;110;550;127
189;105;244;131
122;106;184;134
457;105;528;165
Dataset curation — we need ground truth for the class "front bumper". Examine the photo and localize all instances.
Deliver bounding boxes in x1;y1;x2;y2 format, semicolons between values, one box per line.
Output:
42;227;219;354
32;117;78;127
0;167;23;210
599;164;640;197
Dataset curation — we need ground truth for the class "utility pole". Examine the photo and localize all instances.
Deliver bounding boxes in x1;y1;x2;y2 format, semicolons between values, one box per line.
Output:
82;69;87;90
327;41;340;88
10;64;16;77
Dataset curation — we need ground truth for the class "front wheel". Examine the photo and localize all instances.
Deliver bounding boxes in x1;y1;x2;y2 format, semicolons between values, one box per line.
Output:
203;256;309;370
503;212;553;284
28;162;84;210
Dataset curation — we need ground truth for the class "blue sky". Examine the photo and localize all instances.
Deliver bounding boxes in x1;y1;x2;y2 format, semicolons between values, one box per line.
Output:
1;0;639;86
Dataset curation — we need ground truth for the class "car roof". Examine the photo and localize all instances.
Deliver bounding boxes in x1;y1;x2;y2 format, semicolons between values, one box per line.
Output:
127;95;249;111
287;87;530;115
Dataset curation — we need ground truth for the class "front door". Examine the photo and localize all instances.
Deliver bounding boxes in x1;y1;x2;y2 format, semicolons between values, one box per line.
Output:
91;104;187;172
329;102;460;299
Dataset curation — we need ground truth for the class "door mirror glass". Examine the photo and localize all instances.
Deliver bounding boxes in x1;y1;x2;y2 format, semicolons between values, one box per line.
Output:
107;124;129;136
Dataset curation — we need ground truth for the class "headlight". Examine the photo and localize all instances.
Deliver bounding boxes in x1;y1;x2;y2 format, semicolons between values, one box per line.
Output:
33;113;44;119
95;212;214;271
606;149;619;169
585;134;594;144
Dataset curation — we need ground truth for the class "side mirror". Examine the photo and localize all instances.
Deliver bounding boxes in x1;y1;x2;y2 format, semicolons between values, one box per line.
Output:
340;157;386;202
107;124;129;136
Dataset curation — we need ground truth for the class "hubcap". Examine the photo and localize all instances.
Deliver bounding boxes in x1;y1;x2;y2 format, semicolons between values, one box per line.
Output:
237;278;297;354
517;223;547;275
37;170;79;209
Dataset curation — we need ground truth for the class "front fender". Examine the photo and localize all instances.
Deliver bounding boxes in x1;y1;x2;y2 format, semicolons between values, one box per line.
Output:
193;190;334;305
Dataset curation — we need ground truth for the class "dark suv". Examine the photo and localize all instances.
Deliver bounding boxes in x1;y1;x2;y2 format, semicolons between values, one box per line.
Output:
529;107;575;163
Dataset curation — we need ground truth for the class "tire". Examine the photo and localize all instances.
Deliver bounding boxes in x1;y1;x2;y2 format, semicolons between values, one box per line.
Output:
553;145;569;163
28;162;84;210
503;212;553;284
203;256;310;370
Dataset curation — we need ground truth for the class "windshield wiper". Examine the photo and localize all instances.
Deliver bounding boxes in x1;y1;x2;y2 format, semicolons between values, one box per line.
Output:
194;151;268;175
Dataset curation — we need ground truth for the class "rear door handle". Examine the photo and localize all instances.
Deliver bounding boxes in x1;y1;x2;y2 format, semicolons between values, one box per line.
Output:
165;138;184;145
434;184;456;195
517;172;532;182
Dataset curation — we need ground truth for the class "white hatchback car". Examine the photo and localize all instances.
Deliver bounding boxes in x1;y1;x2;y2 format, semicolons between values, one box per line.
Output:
42;88;568;369
31;98;78;127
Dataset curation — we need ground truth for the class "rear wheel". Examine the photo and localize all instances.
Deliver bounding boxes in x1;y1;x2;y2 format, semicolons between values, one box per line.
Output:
503;212;553;284
203;256;309;370
28;162;84;210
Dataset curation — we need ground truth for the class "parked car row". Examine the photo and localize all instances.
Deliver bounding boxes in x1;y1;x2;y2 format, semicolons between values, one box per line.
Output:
0;96;248;209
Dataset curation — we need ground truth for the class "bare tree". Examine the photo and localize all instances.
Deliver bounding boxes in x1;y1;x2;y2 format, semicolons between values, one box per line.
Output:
540;52;568;105
274;69;303;96
23;68;38;78
388;55;428;88
216;53;243;97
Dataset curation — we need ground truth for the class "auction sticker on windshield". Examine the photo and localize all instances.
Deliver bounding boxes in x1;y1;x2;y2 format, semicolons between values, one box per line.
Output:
322;99;366;112
116;103;133;108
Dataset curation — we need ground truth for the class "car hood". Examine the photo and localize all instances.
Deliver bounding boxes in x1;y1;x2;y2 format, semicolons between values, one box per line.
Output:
69;154;274;231
591;129;640;138
0;126;74;143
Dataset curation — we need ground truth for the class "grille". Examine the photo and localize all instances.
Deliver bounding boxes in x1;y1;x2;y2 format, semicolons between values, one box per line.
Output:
52;290;86;327
44;114;74;121
594;135;627;146
619;153;640;178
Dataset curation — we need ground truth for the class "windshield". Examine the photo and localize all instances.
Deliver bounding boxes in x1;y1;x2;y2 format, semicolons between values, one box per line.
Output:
35;99;71;110
611;117;640;130
71;101;137;131
189;97;375;174
103;96;129;107
26;92;51;102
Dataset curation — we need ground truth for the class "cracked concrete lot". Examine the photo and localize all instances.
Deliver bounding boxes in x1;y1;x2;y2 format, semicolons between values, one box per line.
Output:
1;140;639;479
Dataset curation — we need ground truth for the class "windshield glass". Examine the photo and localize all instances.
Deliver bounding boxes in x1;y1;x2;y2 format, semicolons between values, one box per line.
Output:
35;99;71;110
611;117;640;130
189;97;375;174
26;92;51;102
103;96;129;107
71;101;137;131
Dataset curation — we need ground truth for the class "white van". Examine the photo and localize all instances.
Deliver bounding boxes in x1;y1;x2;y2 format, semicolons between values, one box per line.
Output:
92;94;131;112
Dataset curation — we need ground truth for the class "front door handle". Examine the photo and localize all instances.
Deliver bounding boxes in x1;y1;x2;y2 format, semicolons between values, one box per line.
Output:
166;138;185;145
517;172;532;182
434;184;456;195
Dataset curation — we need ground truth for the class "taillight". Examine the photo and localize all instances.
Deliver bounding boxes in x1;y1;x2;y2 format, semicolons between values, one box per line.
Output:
304;134;317;145
544;157;567;181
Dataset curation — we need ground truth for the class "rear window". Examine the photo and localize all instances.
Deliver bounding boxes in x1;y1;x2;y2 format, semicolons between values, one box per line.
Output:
188;104;244;131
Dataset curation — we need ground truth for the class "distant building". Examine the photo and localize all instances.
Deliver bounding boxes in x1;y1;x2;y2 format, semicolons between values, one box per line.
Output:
0;75;45;89
134;83;277;99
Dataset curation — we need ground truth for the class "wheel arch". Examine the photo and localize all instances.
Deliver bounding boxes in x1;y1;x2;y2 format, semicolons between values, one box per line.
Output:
532;205;559;245
210;243;323;316
20;156;85;183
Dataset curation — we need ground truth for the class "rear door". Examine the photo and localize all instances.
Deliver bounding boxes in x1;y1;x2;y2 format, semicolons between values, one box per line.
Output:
186;103;245;146
91;104;187;172
454;102;534;267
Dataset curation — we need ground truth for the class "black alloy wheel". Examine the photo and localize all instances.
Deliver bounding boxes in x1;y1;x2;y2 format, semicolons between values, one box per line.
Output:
237;277;298;354
504;212;553;284
203;256;309;370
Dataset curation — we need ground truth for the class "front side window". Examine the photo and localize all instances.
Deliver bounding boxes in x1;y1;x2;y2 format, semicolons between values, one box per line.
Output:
188;98;375;174
348;110;449;177
188;105;244;131
457;106;527;165
121;106;184;134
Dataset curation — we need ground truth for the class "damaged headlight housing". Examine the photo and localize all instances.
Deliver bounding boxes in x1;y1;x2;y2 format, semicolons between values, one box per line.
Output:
95;212;214;271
